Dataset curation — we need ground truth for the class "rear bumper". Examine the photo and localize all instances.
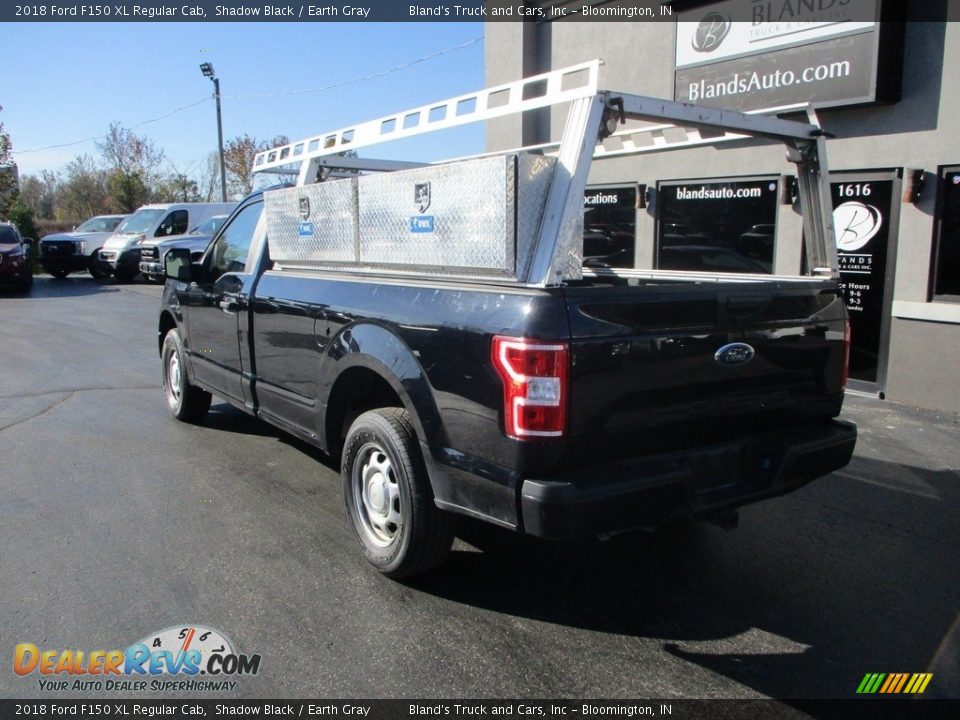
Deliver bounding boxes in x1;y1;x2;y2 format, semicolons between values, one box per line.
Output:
519;420;857;539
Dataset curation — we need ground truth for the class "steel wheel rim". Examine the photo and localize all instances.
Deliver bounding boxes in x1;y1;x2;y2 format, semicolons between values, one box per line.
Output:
165;351;182;409
352;442;402;547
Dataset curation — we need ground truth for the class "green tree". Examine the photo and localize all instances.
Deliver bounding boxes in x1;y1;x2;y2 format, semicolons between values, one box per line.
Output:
105;168;150;213
0;104;18;218
8;197;38;240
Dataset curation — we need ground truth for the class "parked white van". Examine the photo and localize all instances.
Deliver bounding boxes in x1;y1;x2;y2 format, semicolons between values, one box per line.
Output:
98;203;236;281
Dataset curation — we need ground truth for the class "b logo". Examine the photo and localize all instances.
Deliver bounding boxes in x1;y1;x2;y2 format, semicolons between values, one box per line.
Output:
693;12;731;53
834;201;882;252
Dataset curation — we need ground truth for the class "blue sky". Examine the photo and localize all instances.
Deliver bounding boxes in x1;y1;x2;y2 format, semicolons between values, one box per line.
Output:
3;22;486;179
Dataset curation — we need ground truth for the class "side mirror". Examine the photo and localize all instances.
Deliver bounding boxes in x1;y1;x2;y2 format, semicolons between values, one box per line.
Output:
164;247;193;281
22;238;34;245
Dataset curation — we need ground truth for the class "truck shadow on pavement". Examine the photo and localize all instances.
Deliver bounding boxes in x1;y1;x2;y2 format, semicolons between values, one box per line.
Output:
410;456;960;700
10;277;122;298
192;399;960;700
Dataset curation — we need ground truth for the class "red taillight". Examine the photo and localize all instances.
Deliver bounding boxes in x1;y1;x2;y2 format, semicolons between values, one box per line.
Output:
841;318;851;388
492;336;568;439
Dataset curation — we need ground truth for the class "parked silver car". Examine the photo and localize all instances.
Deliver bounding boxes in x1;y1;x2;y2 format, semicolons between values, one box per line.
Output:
39;214;129;279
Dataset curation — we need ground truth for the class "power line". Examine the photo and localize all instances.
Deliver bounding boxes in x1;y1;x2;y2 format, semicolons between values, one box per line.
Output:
12;97;210;155
11;36;484;158
226;36;484;100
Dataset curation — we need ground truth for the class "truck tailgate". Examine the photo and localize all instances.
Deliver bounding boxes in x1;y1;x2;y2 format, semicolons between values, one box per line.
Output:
562;278;847;464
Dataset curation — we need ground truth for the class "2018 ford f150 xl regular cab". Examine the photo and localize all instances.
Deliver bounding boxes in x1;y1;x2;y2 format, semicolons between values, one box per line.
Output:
156;63;856;578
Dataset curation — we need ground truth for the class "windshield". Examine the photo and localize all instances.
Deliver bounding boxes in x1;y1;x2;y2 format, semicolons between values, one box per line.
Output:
0;226;19;244
76;216;125;233
115;209;164;234
191;215;228;235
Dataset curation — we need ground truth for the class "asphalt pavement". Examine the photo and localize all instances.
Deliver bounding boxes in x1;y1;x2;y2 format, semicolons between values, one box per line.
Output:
1;276;958;703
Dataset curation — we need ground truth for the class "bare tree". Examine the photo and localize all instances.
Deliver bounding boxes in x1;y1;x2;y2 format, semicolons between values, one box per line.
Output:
56;155;108;222
198;151;223;202
96;122;165;212
223;134;290;198
155;160;202;203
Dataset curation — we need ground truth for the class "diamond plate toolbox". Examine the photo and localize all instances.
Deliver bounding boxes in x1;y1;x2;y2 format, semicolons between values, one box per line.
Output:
264;154;555;280
264;178;358;267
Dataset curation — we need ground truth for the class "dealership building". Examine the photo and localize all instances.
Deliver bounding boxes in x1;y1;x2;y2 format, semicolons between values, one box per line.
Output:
485;0;960;413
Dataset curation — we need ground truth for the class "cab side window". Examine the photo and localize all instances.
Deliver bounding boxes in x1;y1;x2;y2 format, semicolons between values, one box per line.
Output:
209;203;263;281
157;210;189;236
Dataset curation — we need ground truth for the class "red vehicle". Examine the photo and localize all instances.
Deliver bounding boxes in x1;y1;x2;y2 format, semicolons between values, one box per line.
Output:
0;222;33;292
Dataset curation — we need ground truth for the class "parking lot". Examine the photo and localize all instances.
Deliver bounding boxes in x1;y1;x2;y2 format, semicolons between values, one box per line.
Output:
1;276;958;701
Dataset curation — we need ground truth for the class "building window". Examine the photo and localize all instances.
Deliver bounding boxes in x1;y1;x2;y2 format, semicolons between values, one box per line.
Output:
931;166;960;301
656;177;780;274
582;185;637;269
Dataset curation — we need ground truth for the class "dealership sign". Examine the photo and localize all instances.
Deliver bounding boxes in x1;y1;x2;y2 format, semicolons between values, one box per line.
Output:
675;0;903;111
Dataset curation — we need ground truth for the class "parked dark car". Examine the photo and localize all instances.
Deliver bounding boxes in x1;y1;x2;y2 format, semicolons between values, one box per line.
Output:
138;214;229;282
139;232;216;283
0;222;34;291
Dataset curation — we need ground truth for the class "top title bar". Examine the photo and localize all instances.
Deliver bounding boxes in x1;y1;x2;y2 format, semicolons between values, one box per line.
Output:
3;0;951;23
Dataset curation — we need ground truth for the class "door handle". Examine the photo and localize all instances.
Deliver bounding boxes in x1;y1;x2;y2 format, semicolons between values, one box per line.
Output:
219;297;244;313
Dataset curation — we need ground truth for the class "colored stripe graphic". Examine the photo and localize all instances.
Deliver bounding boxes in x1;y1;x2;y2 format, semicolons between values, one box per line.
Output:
857;672;932;694
892;673;909;693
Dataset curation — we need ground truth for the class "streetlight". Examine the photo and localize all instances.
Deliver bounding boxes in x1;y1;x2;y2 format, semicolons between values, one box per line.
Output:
200;62;227;202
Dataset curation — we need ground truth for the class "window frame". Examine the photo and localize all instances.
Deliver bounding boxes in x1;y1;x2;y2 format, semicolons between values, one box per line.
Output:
205;201;264;281
655;174;782;275
929;164;960;303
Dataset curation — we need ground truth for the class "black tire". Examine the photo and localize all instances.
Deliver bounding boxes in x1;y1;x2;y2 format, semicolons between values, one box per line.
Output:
88;253;111;280
161;329;212;423
18;271;33;292
342;408;454;578
48;267;70;279
114;268;138;282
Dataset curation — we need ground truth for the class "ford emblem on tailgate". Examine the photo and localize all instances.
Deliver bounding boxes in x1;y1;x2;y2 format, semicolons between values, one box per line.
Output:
715;342;755;367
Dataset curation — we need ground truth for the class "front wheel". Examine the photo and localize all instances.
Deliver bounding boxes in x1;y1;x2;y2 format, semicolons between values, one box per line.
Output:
161;329;212;423
47;267;70;279
88;253;111;280
342;408;454;578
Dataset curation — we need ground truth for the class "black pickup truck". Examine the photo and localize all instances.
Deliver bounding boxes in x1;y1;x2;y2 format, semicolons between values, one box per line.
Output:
156;68;856;577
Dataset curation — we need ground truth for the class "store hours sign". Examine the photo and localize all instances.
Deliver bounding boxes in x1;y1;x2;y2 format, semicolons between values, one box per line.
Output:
831;178;894;383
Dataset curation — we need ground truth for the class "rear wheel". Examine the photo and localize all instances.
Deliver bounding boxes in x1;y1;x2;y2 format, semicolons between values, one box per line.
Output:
342;408;454;578
161;329;212;423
